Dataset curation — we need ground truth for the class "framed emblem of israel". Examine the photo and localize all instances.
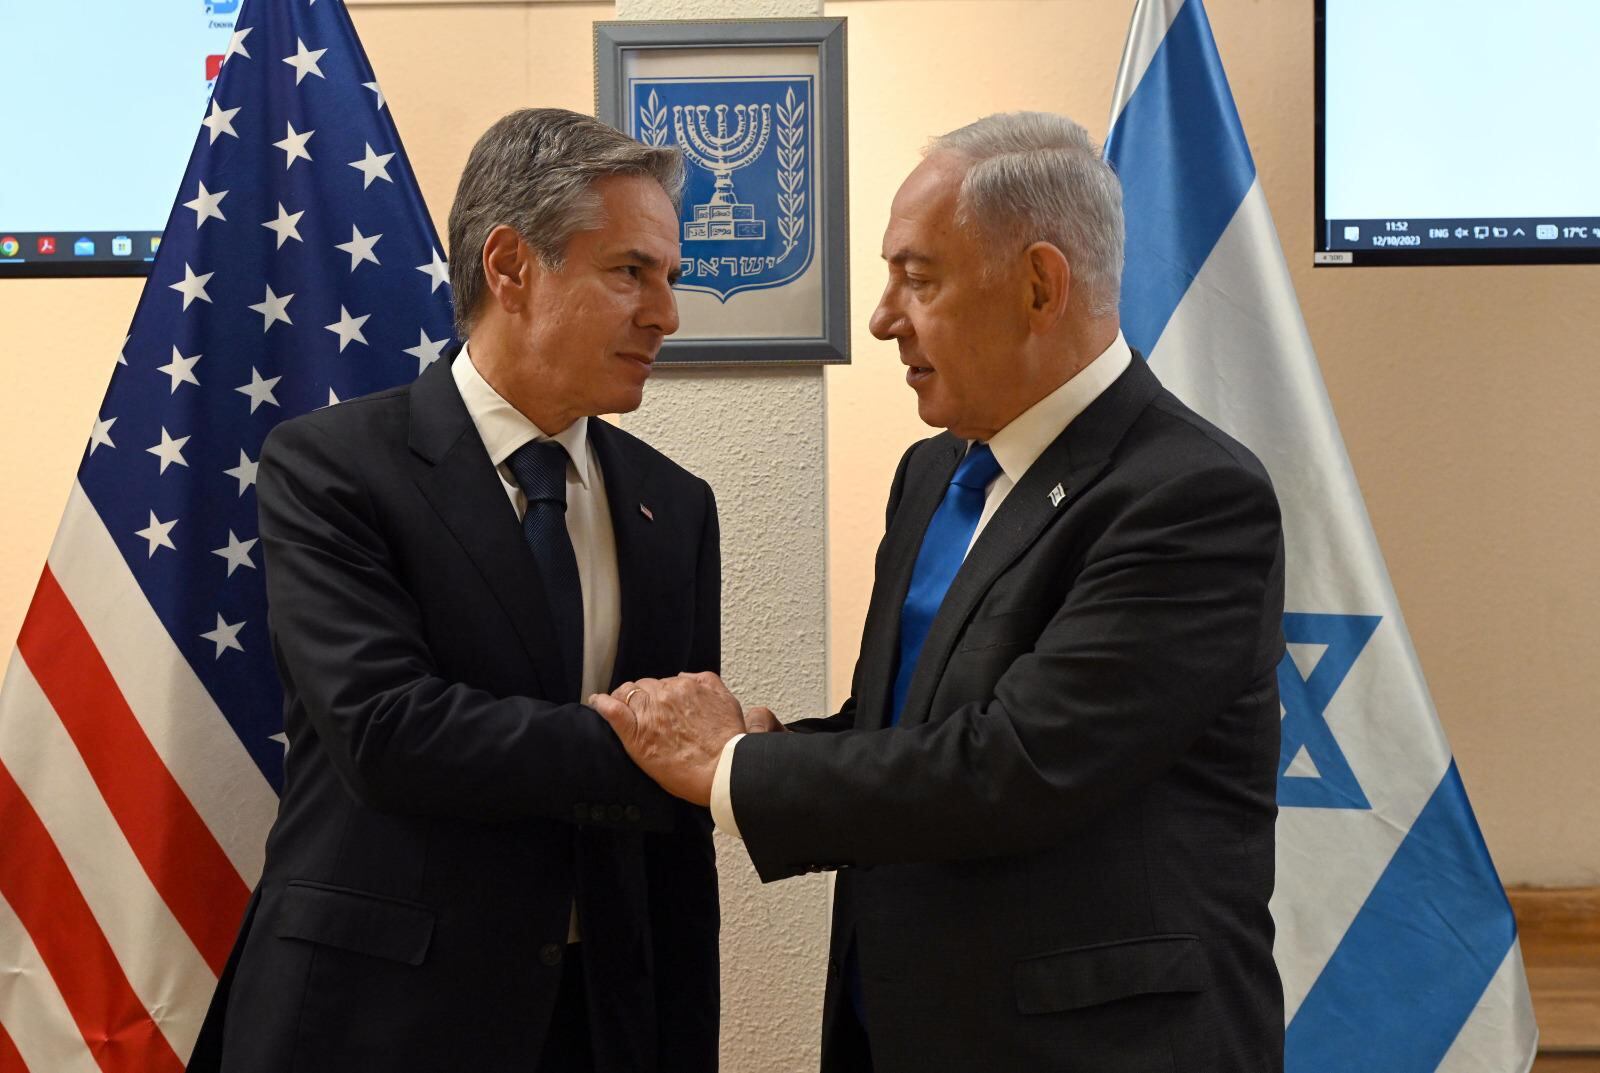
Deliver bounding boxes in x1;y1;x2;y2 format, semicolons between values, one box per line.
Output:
595;18;849;365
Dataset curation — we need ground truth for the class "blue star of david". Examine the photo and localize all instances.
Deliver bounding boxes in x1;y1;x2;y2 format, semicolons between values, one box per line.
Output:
1276;612;1381;810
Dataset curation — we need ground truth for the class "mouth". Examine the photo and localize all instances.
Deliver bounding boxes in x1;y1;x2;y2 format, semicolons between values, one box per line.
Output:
618;352;656;374
903;360;934;386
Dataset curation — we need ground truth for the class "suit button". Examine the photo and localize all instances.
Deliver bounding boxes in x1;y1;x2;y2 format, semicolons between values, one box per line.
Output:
590;805;607;824
624;805;641;823
573;803;588;823
539;943;563;967
607;803;625;822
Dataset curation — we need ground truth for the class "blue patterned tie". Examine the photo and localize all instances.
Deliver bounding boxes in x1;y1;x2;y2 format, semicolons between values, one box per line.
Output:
506;440;584;701
889;441;1003;725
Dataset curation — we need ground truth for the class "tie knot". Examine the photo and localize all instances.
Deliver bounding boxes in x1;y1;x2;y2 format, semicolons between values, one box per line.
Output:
951;442;1001;491
506;440;570;507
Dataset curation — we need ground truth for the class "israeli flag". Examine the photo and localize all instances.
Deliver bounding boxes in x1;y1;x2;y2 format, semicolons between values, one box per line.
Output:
1105;2;1538;1069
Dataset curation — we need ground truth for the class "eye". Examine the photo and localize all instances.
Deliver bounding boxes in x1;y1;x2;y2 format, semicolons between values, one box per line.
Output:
617;264;641;279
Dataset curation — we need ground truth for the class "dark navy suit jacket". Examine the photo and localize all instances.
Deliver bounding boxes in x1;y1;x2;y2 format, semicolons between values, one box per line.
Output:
189;351;721;1073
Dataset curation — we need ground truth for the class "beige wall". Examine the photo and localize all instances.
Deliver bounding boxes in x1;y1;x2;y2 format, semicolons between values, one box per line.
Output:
0;0;1593;935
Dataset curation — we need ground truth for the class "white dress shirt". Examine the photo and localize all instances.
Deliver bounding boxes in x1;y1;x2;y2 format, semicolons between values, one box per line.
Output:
709;332;1134;838
454;345;622;940
453;344;621;701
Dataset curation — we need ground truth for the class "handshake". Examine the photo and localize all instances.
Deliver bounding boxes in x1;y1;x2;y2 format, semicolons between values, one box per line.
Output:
589;673;784;807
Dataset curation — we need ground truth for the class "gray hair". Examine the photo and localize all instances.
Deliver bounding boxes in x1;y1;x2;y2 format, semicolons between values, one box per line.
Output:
930;112;1124;317
447;108;685;337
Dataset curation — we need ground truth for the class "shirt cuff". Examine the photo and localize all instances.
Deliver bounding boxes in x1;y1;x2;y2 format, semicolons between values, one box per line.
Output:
710;733;745;840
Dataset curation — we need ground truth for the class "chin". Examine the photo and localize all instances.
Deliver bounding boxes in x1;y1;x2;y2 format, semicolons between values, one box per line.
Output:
607;385;647;415
915;394;953;432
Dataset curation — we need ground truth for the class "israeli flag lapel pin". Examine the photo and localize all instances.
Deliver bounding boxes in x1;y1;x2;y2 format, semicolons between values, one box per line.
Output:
1048;483;1066;507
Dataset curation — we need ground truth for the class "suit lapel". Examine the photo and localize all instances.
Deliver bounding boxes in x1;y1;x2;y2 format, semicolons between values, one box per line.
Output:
854;436;963;732
896;357;1164;728
587;421;660;690
408;350;565;700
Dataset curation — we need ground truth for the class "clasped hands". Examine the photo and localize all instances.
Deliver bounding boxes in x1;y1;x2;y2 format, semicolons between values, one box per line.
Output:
590;672;783;806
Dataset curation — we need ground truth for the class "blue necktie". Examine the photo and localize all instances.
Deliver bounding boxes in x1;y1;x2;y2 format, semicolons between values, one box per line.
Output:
844;442;1005;1037
889;441;1002;725
507;440;584;701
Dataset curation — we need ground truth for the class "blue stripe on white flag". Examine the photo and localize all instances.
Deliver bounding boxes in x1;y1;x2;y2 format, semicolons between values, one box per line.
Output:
1287;762;1516;1071
1104;0;1255;357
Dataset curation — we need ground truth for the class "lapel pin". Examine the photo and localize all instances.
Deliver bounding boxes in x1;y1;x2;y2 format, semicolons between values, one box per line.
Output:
639;502;654;522
1048;483;1066;507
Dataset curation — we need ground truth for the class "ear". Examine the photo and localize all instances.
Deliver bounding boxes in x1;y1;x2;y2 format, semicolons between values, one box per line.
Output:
1023;241;1071;334
481;224;534;317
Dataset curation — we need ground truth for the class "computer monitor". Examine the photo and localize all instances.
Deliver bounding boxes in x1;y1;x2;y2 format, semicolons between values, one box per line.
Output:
1316;0;1600;267
0;1;240;278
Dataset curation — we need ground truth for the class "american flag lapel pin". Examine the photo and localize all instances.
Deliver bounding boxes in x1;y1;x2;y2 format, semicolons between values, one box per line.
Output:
1048;483;1066;507
639;502;654;522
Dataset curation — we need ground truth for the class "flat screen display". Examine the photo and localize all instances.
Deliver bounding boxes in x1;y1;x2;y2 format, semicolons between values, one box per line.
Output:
1316;0;1600;267
0;1;239;277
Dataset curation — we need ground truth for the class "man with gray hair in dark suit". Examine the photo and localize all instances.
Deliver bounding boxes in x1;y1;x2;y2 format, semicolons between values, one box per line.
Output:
598;111;1286;1073
190;108;722;1073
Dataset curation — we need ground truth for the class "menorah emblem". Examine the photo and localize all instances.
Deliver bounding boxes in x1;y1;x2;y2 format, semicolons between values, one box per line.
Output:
673;102;773;241
633;78;812;302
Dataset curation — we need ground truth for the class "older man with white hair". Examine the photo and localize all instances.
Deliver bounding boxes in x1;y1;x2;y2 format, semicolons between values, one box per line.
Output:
596;111;1287;1072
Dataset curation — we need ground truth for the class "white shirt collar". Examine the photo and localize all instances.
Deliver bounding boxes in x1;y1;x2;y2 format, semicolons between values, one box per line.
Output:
451;342;593;489
984;331;1133;484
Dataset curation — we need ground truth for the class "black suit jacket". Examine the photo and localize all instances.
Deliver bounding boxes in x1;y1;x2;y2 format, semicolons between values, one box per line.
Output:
189;353;721;1073
732;358;1285;1073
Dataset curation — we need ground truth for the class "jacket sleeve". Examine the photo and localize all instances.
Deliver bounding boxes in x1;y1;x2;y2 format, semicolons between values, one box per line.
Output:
258;416;675;828
643;478;721;1072
731;460;1282;883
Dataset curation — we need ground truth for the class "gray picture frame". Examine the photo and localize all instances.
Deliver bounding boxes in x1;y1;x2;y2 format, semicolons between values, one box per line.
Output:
595;18;849;366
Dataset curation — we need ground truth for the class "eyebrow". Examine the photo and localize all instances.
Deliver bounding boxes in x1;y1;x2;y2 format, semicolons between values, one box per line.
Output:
624;248;681;285
884;248;935;268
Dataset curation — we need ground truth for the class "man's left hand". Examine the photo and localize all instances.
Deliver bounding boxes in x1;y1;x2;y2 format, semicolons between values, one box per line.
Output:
591;672;745;806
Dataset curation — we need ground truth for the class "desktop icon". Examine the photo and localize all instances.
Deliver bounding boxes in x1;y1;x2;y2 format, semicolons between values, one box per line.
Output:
150;236;162;254
37;236;57;254
73;237;96;256
1491;227;1508;238
1536;224;1558;240
206;0;241;13
206;54;224;82
1473;226;1489;239
112;236;133;256
1342;225;1360;242
0;236;19;258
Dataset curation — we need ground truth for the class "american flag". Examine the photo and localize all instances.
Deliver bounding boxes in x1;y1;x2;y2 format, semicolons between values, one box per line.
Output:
0;1;455;1068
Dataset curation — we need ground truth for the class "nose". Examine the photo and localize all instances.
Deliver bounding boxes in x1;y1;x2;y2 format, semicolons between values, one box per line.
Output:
869;281;905;341
640;276;681;337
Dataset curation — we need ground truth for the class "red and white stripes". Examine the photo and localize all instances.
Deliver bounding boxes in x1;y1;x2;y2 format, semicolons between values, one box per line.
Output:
0;485;278;1070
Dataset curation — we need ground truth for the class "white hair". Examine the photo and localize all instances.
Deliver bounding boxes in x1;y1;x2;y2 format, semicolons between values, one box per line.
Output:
930;112;1124;317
